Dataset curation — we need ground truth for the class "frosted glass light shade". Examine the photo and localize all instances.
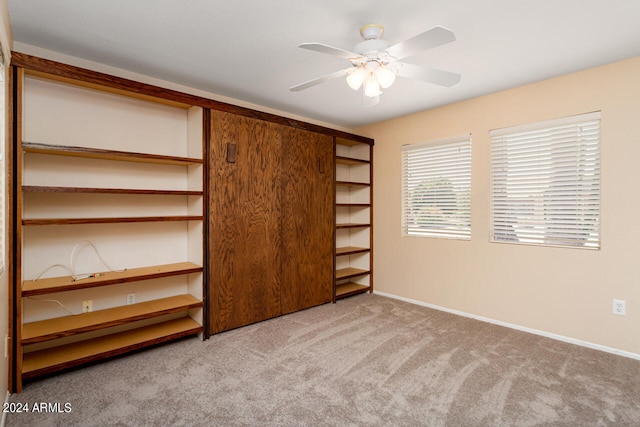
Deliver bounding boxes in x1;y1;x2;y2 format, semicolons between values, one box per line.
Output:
374;66;396;88
364;74;381;97
347;61;396;97
346;67;366;90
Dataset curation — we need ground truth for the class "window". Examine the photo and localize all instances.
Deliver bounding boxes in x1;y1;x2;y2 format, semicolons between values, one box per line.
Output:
401;135;472;239
490;112;600;249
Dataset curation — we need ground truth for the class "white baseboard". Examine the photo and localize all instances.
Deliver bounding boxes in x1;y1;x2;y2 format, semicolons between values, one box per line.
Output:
1;390;9;427
374;290;640;361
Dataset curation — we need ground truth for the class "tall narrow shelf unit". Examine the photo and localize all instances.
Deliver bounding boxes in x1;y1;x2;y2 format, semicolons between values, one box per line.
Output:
11;62;205;391
335;137;373;300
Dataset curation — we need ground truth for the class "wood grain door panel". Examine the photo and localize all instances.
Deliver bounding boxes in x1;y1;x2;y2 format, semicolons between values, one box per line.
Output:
280;128;334;314
208;111;282;333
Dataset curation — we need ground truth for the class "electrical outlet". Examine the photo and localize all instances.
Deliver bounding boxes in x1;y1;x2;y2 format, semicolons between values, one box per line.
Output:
82;300;93;313
126;293;136;305
613;299;626;316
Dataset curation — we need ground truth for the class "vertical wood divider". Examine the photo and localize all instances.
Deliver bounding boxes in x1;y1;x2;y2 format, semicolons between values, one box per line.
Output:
9;66;24;392
202;108;211;337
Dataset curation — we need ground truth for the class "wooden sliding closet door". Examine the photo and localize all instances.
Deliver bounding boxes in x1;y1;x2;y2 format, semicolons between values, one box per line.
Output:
280;128;334;314
208;110;283;334
208;111;335;334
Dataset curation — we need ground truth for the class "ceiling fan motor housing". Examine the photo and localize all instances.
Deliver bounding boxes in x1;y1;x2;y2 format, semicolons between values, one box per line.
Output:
360;23;384;40
354;39;390;58
354;24;391;61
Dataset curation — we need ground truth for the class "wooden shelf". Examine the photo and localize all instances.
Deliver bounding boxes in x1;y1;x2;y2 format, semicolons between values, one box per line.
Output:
336;156;370;166
336;267;370;281
336;181;370;188
23;186;203;196
22;294;203;345
336;282;370;299
22;317;201;380
22;215;203;226
22;262;203;297
336;137;372;147
336;246;370;256
23;68;193;110
22;142;203;166
336;203;370;208
336;223;370;229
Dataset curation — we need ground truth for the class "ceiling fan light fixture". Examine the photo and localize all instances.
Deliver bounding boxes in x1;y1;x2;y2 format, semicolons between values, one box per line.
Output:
347;61;395;97
374;65;396;88
346;67;366;90
291;23;460;102
364;74;382;98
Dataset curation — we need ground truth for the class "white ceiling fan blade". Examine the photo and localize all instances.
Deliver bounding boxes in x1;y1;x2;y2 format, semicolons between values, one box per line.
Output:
289;68;352;92
386;26;456;61
298;43;362;61
396;63;461;87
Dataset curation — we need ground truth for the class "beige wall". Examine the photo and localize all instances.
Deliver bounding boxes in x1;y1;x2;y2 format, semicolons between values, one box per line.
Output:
357;57;640;356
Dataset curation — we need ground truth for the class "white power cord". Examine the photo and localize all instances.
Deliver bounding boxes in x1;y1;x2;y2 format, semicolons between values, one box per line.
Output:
69;240;125;280
25;297;75;316
31;240;126;282
27;240;127;315
31;263;75;282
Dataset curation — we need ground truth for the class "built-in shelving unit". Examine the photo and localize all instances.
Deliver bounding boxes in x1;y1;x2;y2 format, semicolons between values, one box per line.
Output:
11;63;206;391
334;137;373;300
10;51;373;393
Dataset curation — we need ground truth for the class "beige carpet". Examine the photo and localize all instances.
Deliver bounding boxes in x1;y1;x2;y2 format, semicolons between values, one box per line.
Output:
7;294;640;426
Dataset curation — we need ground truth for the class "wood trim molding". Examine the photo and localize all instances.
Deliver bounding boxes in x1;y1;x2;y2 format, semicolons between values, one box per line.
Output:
11;51;374;145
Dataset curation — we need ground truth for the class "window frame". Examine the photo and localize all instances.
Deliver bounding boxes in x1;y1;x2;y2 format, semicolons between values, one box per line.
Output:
489;112;601;250
401;135;472;240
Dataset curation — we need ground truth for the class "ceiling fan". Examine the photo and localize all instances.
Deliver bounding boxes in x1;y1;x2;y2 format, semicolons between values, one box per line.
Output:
290;24;461;101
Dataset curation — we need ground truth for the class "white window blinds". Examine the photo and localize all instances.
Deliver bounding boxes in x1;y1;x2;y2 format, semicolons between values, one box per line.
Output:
490;112;600;249
402;135;472;239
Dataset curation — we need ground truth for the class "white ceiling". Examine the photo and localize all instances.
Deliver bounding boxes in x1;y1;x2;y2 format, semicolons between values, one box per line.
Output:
7;0;640;129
